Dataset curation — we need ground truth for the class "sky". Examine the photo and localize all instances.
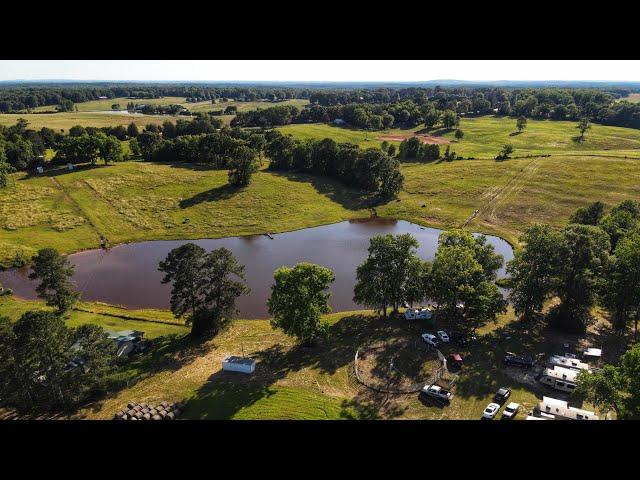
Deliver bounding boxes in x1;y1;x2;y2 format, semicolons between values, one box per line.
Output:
0;60;639;82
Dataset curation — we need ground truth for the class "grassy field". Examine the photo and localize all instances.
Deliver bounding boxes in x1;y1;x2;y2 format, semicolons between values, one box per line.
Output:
61;303;610;420
0;112;183;132
0;296;188;338
280;116;640;159
7;98;310;129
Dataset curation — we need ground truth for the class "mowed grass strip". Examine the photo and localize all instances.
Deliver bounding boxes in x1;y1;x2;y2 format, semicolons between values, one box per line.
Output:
0;296;188;338
0;112;184;132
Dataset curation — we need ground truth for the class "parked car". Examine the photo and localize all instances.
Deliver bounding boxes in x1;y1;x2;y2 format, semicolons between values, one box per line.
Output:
502;402;520;419
482;402;501;419
436;330;450;343
504;354;533;369
494;387;512;403
563;353;578;359
421;333;439;347
420;384;452;402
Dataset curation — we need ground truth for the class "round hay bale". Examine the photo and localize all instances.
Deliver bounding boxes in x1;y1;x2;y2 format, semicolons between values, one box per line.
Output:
141;408;149;414
122;414;129;420
149;409;158;416
143;413;151;421
133;405;142;412
140;403;148;409
130;417;138;421
114;412;124;420
127;409;136;416
135;412;143;420
165;412;175;420
127;402;135;409
152;415;162;421
159;411;167;419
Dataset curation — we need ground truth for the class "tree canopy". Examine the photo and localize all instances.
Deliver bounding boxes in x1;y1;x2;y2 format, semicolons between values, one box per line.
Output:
268;263;335;345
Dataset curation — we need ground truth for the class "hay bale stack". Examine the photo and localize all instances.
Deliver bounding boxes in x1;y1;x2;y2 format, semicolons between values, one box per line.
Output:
114;401;185;420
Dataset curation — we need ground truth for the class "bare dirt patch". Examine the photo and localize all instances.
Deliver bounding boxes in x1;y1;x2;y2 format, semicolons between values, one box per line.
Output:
355;338;442;393
377;133;451;145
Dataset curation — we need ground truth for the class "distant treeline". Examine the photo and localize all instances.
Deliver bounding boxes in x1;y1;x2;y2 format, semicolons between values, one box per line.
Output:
3;85;640;129
0;85;312;113
234;87;640;130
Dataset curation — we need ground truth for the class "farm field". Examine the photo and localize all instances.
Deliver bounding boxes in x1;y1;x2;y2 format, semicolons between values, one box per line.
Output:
0;112;183;131
280;116;640;158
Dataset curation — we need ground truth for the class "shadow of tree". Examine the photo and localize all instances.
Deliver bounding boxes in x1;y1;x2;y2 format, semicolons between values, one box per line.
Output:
509;131;523;137
179;183;239;208
269;170;377;211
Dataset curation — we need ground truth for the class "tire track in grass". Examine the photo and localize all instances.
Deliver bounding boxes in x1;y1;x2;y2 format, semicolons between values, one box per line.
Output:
460;158;540;229
49;176;103;241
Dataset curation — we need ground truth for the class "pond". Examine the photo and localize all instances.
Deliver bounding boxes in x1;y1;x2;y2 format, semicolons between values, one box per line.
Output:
0;219;514;319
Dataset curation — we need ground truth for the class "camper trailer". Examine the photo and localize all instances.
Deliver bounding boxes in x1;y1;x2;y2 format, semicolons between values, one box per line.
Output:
106;330;145;357
548;355;590;372
404;306;434;320
539;365;579;393
535;396;599;420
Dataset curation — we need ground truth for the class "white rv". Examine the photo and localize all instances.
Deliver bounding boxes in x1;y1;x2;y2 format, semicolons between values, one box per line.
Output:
536;396;599;420
539;365;579;393
404;306;434;320
548;355;590;372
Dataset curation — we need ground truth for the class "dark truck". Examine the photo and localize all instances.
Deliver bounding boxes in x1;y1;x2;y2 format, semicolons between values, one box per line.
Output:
503;354;534;369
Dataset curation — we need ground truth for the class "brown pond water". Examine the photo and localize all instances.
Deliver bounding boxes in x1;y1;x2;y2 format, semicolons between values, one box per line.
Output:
0;219;513;319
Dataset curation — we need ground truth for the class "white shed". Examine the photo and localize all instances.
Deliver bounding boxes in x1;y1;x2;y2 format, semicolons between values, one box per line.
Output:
222;355;256;374
583;347;602;359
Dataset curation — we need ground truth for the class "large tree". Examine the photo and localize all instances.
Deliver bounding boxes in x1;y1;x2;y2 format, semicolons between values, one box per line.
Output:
430;230;506;332
268;263;335;345
569;201;605;225
0;311;116;412
159;244;249;337
601;231;640;336
600;202;640;251
99;135;123;164
158;243;207;324
28;248;79;313
577;117;591;141
507;225;563;322
576;343;640;419
550;224;610;332
516;116;527;132
353;233;425;317
228;145;259;187
0;146;10;188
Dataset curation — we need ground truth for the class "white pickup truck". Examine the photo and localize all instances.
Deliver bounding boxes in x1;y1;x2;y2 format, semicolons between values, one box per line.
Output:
420;384;452;403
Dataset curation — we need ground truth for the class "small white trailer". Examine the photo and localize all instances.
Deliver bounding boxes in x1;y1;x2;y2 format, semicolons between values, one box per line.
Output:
222;356;256;374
